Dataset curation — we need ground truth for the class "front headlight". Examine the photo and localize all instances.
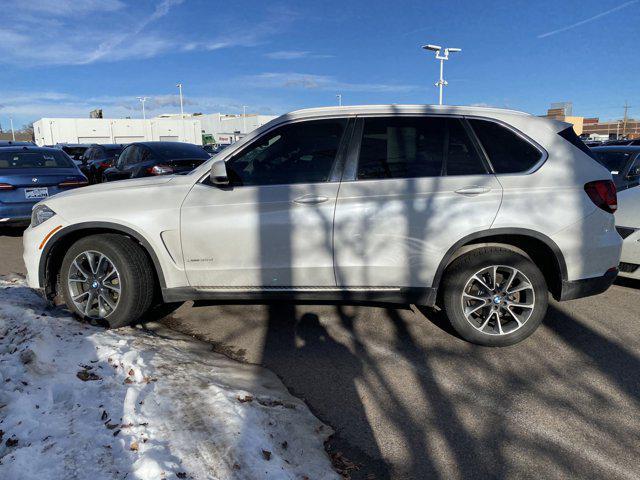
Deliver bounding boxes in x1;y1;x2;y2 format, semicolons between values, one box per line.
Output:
31;205;56;227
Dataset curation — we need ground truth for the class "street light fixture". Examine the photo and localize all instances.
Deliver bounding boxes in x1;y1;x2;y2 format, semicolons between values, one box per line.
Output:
176;83;184;118
137;96;148;120
421;44;462;105
242;105;248;133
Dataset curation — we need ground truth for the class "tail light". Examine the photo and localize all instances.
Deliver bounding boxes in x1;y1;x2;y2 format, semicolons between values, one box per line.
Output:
0;183;15;190
584;180;617;213
58;179;89;188
99;161;112;168
147;164;174;175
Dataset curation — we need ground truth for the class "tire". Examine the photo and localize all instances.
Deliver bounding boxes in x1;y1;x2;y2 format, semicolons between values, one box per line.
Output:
442;247;548;347
60;234;155;328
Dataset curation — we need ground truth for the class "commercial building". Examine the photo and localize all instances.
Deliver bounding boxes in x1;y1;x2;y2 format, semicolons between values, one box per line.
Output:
581;117;640;140
542;103;584;135
33;117;202;146
177;113;277;144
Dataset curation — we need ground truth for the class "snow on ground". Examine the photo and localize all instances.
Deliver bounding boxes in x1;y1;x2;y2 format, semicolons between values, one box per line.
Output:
0;276;339;480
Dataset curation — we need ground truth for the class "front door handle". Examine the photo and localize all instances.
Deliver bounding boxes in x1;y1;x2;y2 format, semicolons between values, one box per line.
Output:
293;194;329;205
455;186;491;196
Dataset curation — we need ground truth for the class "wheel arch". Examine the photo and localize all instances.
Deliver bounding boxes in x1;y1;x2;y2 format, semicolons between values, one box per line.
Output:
433;228;568;301
39;222;166;301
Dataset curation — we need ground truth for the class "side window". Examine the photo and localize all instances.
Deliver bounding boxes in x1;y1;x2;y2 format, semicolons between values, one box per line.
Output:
127;146;142;165
118;146;133;167
226;119;347;186
83;148;93;161
356;117;486;180
94;147;105;160
468;119;542;174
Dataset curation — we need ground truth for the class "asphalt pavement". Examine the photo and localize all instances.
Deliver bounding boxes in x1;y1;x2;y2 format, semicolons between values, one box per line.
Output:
2;227;639;480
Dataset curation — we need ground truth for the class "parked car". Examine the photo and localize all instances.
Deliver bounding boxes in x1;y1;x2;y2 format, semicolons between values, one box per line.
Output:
102;142;210;182
80;144;125;184
591;145;640;280
0;146;87;225
203;143;229;155
57;144;91;162
0;141;35;147
23;105;621;346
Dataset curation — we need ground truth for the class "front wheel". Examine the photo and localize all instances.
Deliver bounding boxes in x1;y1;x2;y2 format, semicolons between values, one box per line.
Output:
441;247;548;346
60;234;155;328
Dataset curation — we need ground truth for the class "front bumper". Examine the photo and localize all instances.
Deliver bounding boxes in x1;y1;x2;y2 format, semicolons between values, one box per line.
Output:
559;268;618;301
618;227;640;280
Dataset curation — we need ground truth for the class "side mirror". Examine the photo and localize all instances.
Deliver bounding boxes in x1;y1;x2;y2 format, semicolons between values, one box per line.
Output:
210;159;229;185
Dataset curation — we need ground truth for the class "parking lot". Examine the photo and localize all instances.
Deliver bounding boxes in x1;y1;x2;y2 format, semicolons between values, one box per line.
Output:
2;226;638;480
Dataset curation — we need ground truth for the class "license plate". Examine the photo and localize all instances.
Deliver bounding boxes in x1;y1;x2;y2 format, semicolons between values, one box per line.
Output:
25;187;49;199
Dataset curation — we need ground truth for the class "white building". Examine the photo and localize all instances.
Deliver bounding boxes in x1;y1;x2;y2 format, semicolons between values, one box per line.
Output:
164;113;277;144
33;117;202;146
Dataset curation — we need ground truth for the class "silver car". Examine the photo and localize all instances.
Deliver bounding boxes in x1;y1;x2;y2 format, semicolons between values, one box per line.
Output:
23;105;622;346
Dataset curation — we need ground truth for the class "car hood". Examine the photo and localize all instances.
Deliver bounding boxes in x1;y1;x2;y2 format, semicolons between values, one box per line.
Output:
49;175;177;200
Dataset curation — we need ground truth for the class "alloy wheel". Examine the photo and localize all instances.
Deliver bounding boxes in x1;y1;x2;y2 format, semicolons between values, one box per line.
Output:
67;250;121;319
460;265;535;336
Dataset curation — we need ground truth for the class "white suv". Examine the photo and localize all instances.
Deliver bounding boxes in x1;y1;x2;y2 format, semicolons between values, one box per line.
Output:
23;106;622;346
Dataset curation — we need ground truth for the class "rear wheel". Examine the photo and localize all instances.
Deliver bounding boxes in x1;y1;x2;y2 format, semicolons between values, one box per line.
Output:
442;247;548;346
60;234;155;328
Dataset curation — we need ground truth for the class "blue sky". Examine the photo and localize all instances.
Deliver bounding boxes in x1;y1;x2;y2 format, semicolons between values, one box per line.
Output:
0;0;638;128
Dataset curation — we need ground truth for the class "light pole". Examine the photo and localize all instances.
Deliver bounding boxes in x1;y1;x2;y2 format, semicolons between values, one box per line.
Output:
336;94;342;106
10;117;15;141
242;105;248;133
421;44;461;105
176;83;184;117
137;96;148;120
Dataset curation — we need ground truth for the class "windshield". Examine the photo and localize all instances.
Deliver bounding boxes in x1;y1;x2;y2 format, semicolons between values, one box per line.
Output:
0;150;75;169
154;143;209;160
104;147;124;157
593;151;632;173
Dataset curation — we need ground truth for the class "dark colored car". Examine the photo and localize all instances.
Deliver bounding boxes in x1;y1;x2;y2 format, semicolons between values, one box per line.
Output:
81;144;125;184
0;146;87;224
0;141;35;147
202;143;229;155
103;142;210;182
591;146;640;191
57;144;91;162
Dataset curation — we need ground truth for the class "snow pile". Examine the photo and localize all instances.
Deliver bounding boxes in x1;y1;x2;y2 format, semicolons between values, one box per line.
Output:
0;276;339;480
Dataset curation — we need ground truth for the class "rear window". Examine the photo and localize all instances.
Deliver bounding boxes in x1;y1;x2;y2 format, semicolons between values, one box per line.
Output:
593;151;632;173
558;127;596;159
469;119;542;173
153;143;209;160
104;147;123;157
0;150;75;169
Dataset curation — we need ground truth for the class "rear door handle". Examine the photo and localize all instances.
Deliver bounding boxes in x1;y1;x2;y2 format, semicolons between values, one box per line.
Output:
293;194;329;205
455;186;491;196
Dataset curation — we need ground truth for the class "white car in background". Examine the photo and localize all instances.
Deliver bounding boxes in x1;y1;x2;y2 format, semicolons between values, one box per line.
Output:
591;146;640;280
23;105;622;347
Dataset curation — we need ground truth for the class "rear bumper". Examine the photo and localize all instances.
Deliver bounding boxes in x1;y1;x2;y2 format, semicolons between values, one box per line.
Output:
0;203;33;224
559;268;618;301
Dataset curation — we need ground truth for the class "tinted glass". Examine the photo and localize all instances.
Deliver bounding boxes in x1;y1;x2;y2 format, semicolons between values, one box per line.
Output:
357;117;485;180
226;119;346;186
153;143;210;160
558;127;596;159
104;147;123;158
0;150;75;168
593;151;632;173
445;119;487;176
469;119;542;173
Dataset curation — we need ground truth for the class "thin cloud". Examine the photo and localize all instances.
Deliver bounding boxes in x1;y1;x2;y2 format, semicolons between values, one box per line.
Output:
538;0;638;38
265;50;334;60
251;72;419;93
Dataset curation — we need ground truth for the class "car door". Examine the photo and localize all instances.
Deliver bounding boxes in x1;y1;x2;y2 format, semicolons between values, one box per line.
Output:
180;117;351;288
616;152;640;229
333;115;503;290
109;145;140;180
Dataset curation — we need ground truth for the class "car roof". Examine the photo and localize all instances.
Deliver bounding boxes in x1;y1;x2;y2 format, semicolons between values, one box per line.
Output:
0;145;64;153
287;104;533;118
591;145;640;152
91;144;123;148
